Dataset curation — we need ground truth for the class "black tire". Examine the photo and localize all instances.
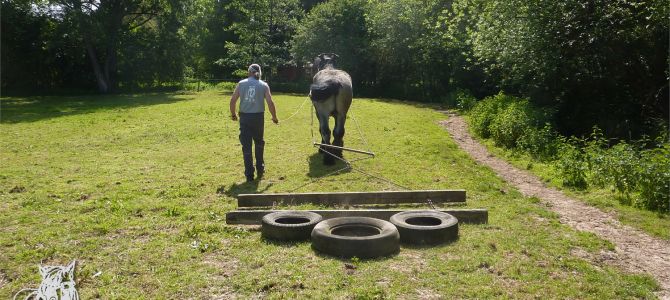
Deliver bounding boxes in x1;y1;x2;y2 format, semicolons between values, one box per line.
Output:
261;211;323;241
311;217;399;259
389;210;458;245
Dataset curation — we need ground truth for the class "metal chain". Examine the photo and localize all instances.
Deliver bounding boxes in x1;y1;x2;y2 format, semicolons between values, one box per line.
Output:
426;198;436;210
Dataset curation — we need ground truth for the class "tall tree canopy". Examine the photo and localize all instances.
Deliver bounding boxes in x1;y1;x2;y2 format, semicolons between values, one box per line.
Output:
2;0;667;138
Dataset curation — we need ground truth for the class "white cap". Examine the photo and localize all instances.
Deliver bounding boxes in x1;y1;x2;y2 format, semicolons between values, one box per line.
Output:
248;64;262;77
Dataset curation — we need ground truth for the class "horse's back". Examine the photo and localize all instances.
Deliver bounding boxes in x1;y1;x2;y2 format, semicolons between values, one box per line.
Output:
313;69;352;88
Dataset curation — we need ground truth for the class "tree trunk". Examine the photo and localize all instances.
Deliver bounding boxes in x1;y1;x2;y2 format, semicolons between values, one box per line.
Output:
85;40;110;93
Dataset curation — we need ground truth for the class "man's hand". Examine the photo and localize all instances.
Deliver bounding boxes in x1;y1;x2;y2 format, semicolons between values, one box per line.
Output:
231;114;238;121
272;117;279;124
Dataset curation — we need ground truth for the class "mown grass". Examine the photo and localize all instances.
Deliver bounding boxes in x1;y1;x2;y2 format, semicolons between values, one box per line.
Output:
463;116;670;241
0;91;660;298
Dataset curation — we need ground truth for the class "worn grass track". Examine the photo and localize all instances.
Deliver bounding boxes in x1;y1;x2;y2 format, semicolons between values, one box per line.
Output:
0;91;661;298
441;112;670;299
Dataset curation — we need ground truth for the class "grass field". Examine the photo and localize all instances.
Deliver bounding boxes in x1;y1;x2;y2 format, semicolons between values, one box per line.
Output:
0;91;660;298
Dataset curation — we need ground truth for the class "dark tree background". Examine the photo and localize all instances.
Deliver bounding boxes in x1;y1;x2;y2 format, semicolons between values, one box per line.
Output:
2;0;668;138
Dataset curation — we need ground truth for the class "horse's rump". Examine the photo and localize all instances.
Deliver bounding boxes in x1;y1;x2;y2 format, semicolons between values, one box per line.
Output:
310;80;342;102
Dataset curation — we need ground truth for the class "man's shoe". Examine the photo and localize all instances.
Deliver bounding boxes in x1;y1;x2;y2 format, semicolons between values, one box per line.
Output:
246;176;254;183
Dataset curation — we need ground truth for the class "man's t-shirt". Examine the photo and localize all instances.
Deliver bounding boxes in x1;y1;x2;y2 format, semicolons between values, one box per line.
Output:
238;77;268;113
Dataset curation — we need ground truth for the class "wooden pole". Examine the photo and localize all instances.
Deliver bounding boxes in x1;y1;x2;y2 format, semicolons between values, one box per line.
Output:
238;190;466;207
313;142;375;156
225;209;488;225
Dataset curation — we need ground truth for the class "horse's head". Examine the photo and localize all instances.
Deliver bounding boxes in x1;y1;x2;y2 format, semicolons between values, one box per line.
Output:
313;53;339;73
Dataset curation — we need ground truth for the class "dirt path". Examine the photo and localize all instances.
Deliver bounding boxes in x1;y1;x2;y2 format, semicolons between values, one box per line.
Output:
439;112;670;299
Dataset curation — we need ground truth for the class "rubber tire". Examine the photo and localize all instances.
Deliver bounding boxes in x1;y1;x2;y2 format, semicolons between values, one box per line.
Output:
311;217;400;259
261;211;323;241
390;210;458;245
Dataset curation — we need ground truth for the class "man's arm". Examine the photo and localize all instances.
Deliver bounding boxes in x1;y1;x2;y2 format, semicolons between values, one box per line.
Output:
265;85;279;124
229;84;240;121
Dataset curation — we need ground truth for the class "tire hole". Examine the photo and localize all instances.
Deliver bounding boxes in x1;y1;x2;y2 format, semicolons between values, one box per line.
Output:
406;217;442;226
275;217;310;224
331;224;381;237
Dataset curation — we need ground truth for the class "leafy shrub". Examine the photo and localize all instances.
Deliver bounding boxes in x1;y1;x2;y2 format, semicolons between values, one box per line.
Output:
603;142;639;204
182;80;236;92
468;92;514;138
444;89;477;112
488;100;536;148
518;124;559;161
556;138;588;189
468;92;668;213
636;142;670;212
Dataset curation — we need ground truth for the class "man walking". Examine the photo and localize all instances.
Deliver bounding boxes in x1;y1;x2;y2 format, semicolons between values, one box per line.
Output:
230;64;279;182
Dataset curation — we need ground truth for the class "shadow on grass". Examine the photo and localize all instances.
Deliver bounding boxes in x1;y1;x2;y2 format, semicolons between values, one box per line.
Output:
0;92;193;124
219;180;273;198
307;152;351;178
261;238;310;247
399;238;459;250
311;246;399;261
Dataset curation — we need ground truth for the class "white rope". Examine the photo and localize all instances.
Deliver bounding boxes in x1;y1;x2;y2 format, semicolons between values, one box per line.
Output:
14;261;80;300
280;96;310;123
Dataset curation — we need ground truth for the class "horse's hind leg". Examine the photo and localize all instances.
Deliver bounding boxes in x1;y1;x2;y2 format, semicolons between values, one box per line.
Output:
332;113;346;159
317;113;335;165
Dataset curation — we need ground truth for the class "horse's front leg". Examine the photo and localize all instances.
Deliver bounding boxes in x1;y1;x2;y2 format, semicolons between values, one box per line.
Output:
332;113;346;159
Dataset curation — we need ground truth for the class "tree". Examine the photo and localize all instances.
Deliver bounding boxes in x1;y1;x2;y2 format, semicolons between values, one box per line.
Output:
218;0;303;80
292;0;372;89
452;0;669;137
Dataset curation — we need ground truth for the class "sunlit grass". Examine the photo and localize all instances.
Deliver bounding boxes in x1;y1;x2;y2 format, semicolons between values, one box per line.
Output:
0;91;659;298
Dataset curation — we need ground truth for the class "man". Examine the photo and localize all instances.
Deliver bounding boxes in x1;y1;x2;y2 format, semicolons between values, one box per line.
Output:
230;64;279;182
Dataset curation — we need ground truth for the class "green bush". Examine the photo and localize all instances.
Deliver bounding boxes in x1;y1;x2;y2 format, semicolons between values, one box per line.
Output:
488;100;537;148
556;138;588;189
518;124;559;161
603;142;639;204
468;92;514;138
636;142;670;212
467;92;669;214
455;90;478;111
182;81;237;92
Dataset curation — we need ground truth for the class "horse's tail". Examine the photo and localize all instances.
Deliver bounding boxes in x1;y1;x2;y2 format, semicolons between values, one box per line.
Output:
310;80;341;102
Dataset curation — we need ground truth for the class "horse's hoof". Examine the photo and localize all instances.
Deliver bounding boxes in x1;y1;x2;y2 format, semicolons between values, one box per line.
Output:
323;155;336;165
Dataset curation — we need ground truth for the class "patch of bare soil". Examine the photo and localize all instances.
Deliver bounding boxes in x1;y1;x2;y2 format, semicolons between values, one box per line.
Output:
202;253;239;299
439;112;670;299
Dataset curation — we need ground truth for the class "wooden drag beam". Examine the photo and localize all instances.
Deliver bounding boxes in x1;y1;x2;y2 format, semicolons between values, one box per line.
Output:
237;190;466;207
226;209;488;225
313;142;375;156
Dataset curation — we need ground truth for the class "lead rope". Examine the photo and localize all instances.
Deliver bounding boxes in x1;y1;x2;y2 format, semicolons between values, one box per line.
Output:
280;96;311;123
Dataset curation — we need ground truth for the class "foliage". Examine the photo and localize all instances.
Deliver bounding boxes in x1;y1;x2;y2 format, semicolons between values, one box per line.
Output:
517;125;559;161
637;143;670;212
291;0;372;88
555;138;589;189
460;0;669;138
468;94;670;213
219;0;303;79
468;93;511;138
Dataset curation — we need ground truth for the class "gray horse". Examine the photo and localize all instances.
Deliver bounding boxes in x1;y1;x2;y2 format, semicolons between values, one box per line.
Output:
309;53;353;165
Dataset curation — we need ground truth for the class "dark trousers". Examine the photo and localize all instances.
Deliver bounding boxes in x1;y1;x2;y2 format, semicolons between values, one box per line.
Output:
239;112;265;179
